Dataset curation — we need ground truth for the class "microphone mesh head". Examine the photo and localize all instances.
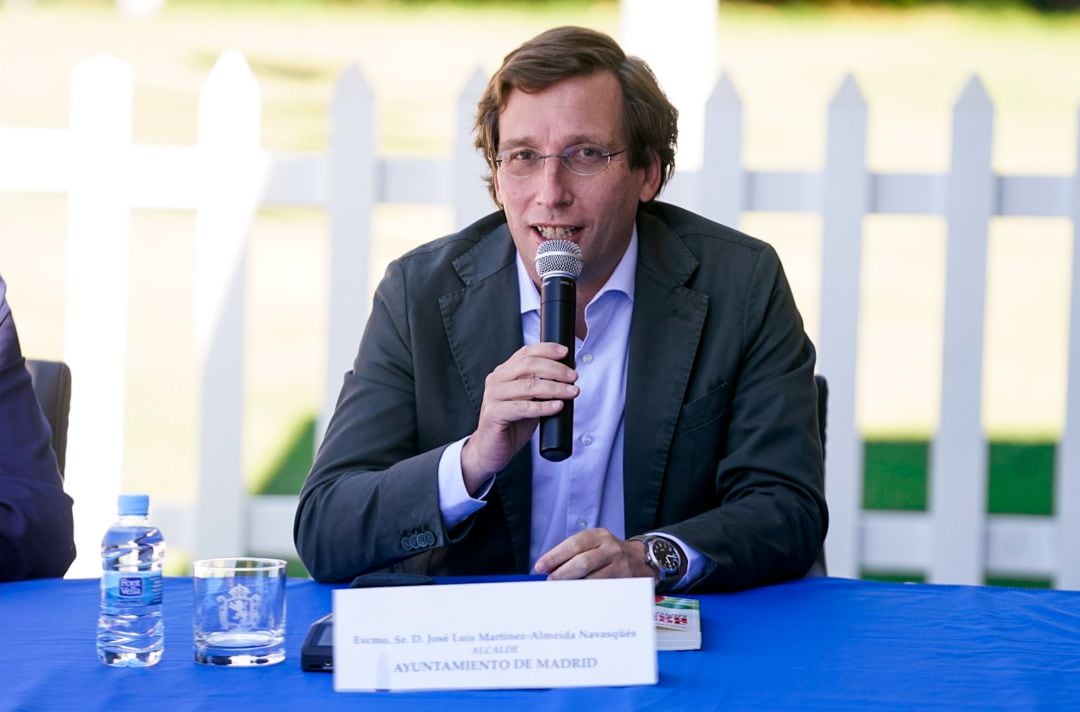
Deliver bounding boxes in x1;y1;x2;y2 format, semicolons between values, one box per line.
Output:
534;240;583;280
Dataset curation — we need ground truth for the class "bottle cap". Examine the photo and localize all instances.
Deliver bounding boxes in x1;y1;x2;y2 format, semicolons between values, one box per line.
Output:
118;493;150;516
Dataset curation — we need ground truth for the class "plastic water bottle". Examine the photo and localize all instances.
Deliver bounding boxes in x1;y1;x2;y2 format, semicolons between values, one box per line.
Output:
97;493;165;667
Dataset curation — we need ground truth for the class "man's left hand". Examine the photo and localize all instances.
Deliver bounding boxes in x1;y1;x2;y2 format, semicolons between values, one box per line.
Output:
534;528;656;581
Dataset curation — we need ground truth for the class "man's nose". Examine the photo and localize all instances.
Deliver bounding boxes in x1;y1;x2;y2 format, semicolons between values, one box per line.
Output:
534;156;573;207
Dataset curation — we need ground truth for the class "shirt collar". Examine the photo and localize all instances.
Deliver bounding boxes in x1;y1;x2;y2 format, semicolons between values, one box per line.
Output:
516;226;638;315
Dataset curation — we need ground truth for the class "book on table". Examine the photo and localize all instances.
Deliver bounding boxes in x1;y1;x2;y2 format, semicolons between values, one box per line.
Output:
654;595;701;651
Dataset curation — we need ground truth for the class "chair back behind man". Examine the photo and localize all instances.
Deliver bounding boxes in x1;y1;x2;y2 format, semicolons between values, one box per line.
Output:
25;359;72;478
805;374;828;577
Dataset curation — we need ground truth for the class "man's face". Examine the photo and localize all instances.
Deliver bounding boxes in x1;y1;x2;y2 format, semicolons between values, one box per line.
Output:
493;71;661;296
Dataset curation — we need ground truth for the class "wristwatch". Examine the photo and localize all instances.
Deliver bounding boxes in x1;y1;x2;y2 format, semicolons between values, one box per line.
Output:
631;535;685;592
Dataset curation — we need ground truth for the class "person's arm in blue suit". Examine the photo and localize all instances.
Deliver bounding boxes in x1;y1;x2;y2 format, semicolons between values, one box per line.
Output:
0;276;75;581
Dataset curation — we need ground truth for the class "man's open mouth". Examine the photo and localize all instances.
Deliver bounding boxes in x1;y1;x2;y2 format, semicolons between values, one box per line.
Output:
533;225;581;240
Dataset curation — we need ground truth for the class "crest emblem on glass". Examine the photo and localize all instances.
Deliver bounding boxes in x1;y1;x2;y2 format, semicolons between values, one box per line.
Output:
192;558;286;666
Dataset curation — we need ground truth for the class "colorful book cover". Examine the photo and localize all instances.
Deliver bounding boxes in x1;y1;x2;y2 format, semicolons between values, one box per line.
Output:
654;595;702;651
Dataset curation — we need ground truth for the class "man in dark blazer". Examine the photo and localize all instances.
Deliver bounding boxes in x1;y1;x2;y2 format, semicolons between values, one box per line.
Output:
295;27;826;592
0;275;75;581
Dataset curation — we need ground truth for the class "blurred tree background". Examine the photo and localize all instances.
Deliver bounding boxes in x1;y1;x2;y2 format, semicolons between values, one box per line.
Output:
60;0;1080;13
276;0;1079;13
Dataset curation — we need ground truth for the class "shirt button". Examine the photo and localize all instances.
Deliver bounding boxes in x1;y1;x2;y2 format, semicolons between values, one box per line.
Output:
576;518;588;531
581;434;593;446
581;353;593;365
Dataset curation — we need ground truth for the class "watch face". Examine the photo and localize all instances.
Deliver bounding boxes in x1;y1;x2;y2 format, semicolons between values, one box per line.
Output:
650;538;681;575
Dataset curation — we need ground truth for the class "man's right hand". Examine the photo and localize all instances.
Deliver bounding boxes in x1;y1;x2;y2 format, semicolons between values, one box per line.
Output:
459;342;578;495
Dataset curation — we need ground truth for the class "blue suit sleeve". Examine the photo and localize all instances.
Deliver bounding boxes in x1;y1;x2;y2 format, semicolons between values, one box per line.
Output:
0;277;75;581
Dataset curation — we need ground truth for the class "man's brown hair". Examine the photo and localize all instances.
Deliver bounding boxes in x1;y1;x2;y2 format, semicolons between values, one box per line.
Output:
474;26;678;204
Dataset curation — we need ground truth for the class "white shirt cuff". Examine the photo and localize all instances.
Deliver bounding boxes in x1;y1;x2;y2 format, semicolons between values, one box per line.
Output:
437;437;491;530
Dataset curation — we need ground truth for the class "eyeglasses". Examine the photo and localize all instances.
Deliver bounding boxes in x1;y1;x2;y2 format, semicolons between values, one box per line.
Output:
493;145;628;178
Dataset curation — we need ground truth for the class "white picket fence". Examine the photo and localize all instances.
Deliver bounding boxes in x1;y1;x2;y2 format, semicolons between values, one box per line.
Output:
1;52;1078;586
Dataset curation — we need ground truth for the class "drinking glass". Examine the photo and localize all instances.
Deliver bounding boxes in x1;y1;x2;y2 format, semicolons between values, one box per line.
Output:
192;557;286;666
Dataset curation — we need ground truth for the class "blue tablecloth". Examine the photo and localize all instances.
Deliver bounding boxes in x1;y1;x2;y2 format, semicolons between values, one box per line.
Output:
2;576;1079;710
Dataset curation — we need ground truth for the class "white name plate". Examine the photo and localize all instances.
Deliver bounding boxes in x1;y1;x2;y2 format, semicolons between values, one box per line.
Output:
332;577;657;692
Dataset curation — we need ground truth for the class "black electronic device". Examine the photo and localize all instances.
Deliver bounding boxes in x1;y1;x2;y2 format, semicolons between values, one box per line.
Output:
300;612;335;672
300;572;435;672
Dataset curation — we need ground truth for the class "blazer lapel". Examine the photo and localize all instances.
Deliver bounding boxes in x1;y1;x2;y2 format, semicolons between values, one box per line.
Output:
438;222;533;571
624;210;708;536
439;224;521;415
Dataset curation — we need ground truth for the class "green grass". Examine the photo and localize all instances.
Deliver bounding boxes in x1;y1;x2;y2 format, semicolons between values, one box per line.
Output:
864;439;1056;515
862;571;927;584
863;441;929;510
984;576;1052;589
988;442;1055;515
862;438;1055;587
862;571;1052;587
257;415;318;496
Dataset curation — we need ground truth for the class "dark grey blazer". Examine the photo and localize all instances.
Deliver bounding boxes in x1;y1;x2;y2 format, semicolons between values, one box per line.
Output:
294;202;827;591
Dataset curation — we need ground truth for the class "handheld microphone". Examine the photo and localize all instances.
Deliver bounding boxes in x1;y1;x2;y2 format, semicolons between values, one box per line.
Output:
534;239;583;462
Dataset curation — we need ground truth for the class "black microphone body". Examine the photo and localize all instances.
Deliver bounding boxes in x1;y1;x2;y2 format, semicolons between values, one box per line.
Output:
539;274;575;461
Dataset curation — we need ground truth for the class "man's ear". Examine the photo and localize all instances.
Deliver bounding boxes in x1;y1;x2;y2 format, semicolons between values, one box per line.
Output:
638;149;662;203
492;166;504;208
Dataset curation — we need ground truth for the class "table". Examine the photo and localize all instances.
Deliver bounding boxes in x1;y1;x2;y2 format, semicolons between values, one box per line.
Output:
2;576;1078;710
